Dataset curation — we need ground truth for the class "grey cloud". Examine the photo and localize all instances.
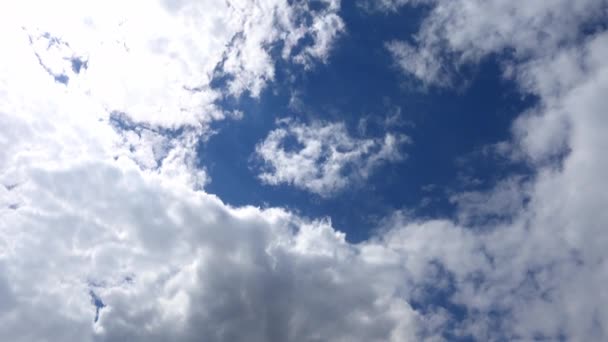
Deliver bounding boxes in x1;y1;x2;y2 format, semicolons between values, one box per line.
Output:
1;163;439;342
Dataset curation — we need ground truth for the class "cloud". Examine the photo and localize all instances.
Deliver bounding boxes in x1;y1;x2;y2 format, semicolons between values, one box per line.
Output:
1;0;608;341
0;2;435;341
374;0;608;339
3;0;344;130
291;5;345;68
1;159;463;342
0;0;346;187
255;119;410;197
384;0;607;88
449;176;530;227
358;0;433;13
386;39;456;88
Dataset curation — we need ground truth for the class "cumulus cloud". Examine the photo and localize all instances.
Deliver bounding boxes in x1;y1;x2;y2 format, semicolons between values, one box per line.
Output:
0;1;432;338
1;0;608;341
358;0;433;13
255;119;410;197
1;161;445;342
376;0;608;340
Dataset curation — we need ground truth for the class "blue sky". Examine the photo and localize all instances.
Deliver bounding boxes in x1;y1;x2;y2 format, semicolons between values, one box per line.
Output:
1;0;608;341
202;2;535;242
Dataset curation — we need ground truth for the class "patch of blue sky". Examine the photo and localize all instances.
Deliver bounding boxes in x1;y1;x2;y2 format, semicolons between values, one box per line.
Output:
201;2;535;242
108;111;187;139
89;290;105;323
70;57;87;74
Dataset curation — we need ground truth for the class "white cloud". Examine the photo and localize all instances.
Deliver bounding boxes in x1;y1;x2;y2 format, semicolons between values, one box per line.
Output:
292;9;345;68
1;160;451;342
449;176;530;226
1;0;608;341
255;119;410;197
358;0;432;13
386;39;456;88
1;0;344;130
375;0;608;340
0;0;345;186
0;2;438;341
385;0;607;88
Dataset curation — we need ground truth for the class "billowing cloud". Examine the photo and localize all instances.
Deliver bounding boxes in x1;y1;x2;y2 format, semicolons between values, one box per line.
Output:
1;0;608;341
255;119;409;197
1;161;445;342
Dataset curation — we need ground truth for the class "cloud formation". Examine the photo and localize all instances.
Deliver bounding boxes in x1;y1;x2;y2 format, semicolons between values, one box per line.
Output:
385;0;606;88
381;0;608;339
5;0;344;129
1;0;608;341
255;119;409;197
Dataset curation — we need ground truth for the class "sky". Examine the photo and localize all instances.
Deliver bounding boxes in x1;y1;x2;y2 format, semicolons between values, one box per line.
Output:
0;0;607;341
